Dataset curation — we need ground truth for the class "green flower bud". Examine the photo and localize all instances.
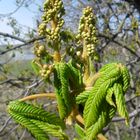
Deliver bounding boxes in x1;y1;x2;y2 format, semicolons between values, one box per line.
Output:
43;64;48;70
76;51;81;57
39;45;45;51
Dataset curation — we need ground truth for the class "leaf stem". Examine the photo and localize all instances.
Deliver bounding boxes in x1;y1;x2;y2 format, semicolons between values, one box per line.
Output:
20;93;56;101
82;40;90;81
85;72;101;87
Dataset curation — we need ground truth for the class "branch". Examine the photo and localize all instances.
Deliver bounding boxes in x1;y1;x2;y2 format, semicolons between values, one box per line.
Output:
98;33;140;59
0;36;45;55
0;0;26;17
0;117;12;133
0;32;26;43
124;0;140;13
112;108;140;122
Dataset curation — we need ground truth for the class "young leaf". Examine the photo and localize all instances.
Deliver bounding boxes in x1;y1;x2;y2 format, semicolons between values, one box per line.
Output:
8;100;65;129
76;90;91;105
31;61;40;75
9;110;49;140
113;83;129;125
106;88;116;107
31;119;68;140
75;123;85;138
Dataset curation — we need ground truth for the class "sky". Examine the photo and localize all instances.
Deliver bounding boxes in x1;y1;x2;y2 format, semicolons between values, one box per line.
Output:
0;0;43;33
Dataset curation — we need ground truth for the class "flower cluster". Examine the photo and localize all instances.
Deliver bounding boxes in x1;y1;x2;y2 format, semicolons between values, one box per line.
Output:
34;41;47;57
38;0;65;42
39;64;53;78
76;6;98;57
33;41;53;79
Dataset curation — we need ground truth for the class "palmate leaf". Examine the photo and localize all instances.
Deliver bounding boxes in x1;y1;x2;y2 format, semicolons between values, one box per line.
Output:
83;63;121;122
31;119;68;140
106;87;116;107
54;64;67;119
58;63;72;111
9;110;49;140
84;75;120;128
54;62;72;119
8;100;65;129
83;63;129;139
54;61;83;119
121;66;130;92
75;123;86;139
67;59;83;90
76;90;91;105
85;102;116;140
113;83;129;125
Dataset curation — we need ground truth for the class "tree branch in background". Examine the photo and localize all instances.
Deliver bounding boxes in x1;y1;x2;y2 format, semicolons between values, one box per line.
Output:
0;32;26;43
0;36;45;55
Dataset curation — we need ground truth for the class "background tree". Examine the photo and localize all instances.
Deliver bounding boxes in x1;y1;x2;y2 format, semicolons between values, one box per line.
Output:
0;0;140;140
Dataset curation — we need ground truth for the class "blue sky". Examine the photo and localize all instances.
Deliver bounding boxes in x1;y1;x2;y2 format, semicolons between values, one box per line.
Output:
0;0;43;33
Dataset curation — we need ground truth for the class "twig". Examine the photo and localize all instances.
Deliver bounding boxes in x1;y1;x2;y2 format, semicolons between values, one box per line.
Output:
0;124;20;137
0;32;26;43
0;0;25;17
0;36;45;55
19;129;27;140
98;33;140;59
112;108;140;122
126;95;140;103
0;117;12;133
23;79;43;97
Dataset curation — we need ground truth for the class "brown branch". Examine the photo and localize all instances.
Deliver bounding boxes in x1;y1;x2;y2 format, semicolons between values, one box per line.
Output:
112;108;140;122
0;0;25;17
98;33;140;59
0;32;26;43
0;117;12;133
126;95;140;103
0;36;45;55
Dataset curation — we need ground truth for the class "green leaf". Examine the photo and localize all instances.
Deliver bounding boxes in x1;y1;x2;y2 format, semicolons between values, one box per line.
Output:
106;88;116;107
68;59;83;90
59;63;72;110
121;66;130;92
8;100;65;129
31;61;40;75
9;110;49;140
85;102;115;140
31;119;68;140
84;76;120;128
54;62;72;119
113;83;129;125
76;90;91;105
75;124;85;138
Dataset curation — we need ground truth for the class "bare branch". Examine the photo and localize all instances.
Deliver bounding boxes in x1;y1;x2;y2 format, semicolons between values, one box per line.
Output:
0;117;12;133
0;0;26;17
0;32;26;43
98;33;140;59
112;108;140;122
0;36;45;55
